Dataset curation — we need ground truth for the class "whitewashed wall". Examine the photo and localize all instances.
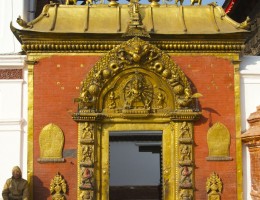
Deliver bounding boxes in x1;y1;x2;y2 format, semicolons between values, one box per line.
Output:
0;0;35;53
0;0;34;198
240;55;260;200
0;55;28;199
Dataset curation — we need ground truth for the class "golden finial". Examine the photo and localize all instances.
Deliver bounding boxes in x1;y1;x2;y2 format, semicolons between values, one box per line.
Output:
206;172;223;200
238;16;251;30
50;173;67;200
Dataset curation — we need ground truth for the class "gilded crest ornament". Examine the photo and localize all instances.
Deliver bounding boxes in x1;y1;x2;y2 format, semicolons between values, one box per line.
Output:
75;37;200;113
206;172;223;200
50;173;67;200
123;0;150;38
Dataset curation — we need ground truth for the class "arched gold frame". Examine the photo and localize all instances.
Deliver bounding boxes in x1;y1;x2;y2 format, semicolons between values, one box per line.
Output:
73;37;201;200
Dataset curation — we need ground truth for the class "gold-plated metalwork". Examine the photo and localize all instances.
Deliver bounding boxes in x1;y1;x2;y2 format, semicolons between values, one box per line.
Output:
149;0;160;7
38;123;65;163
11;4;249;47
123;0;150;37
16;2;247;200
108;0;118;7
16;16;32;28
73;37;201;199
206;122;232;161
74;37;201;114
238;16;251;30
80;191;94;200
66;0;77;5
78;122;95;197
233;57;243;200
50;173;67;200
15;40;245;53
206;172;223;200
191;0;202;5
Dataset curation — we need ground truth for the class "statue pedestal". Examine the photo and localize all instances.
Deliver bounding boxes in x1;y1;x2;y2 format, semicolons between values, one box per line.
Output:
241;106;260;200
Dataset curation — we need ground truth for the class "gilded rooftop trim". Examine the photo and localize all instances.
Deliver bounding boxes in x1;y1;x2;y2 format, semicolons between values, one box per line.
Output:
16;3;248;35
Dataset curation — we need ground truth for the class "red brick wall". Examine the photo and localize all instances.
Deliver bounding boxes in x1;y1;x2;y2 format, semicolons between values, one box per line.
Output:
33;55;101;199
33;54;237;199
172;55;237;199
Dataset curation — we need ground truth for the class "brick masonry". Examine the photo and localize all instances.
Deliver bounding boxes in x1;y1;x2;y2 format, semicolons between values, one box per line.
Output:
33;54;237;199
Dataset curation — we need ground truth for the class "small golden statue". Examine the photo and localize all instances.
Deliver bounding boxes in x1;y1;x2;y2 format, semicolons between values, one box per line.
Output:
206;172;223;200
50;173;67;200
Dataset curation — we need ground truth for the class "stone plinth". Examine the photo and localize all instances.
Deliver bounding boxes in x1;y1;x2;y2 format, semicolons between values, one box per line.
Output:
242;105;260;200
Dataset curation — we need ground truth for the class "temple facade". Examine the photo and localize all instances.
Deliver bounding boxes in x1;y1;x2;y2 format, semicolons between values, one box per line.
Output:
0;0;260;200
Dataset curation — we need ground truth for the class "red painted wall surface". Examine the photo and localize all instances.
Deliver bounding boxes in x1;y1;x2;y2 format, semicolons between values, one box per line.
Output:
33;54;237;199
33;55;101;199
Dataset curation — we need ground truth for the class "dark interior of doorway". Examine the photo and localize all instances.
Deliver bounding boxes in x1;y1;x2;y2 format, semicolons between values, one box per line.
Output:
109;131;162;200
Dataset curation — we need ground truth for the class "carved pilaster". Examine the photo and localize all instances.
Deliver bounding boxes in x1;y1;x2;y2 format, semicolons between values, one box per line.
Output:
78;122;96;199
241;105;260;200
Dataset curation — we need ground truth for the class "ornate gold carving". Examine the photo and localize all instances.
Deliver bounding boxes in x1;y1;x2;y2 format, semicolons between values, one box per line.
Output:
50;173;67;200
180;166;193;188
180;189;193;200
73;38;201;199
80;167;94;189
79;122;95;195
74;37;200;116
81;123;94;144
38;123;65;163
123;72;153;110
123;0;150;38
81;145;94;166
238;16;251;30
191;0;202;5
108;0;118;7
80;191;93;200
66;0;77;5
206;172;223;200
179;121;192;143
206;122;232;161
18;39;244;53
16;16;32;28
149;0;160;7
179;144;192;165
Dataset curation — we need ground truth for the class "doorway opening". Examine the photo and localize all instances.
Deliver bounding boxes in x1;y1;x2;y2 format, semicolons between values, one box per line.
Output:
109;131;162;200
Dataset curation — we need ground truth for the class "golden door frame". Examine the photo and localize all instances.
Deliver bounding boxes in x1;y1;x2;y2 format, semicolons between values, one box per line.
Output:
73;37;201;200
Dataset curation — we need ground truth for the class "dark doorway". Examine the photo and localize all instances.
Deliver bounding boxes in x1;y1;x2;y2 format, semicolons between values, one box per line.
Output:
109;131;162;200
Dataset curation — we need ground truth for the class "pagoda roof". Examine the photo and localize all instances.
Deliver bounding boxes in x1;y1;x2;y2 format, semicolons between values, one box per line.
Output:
11;2;250;53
